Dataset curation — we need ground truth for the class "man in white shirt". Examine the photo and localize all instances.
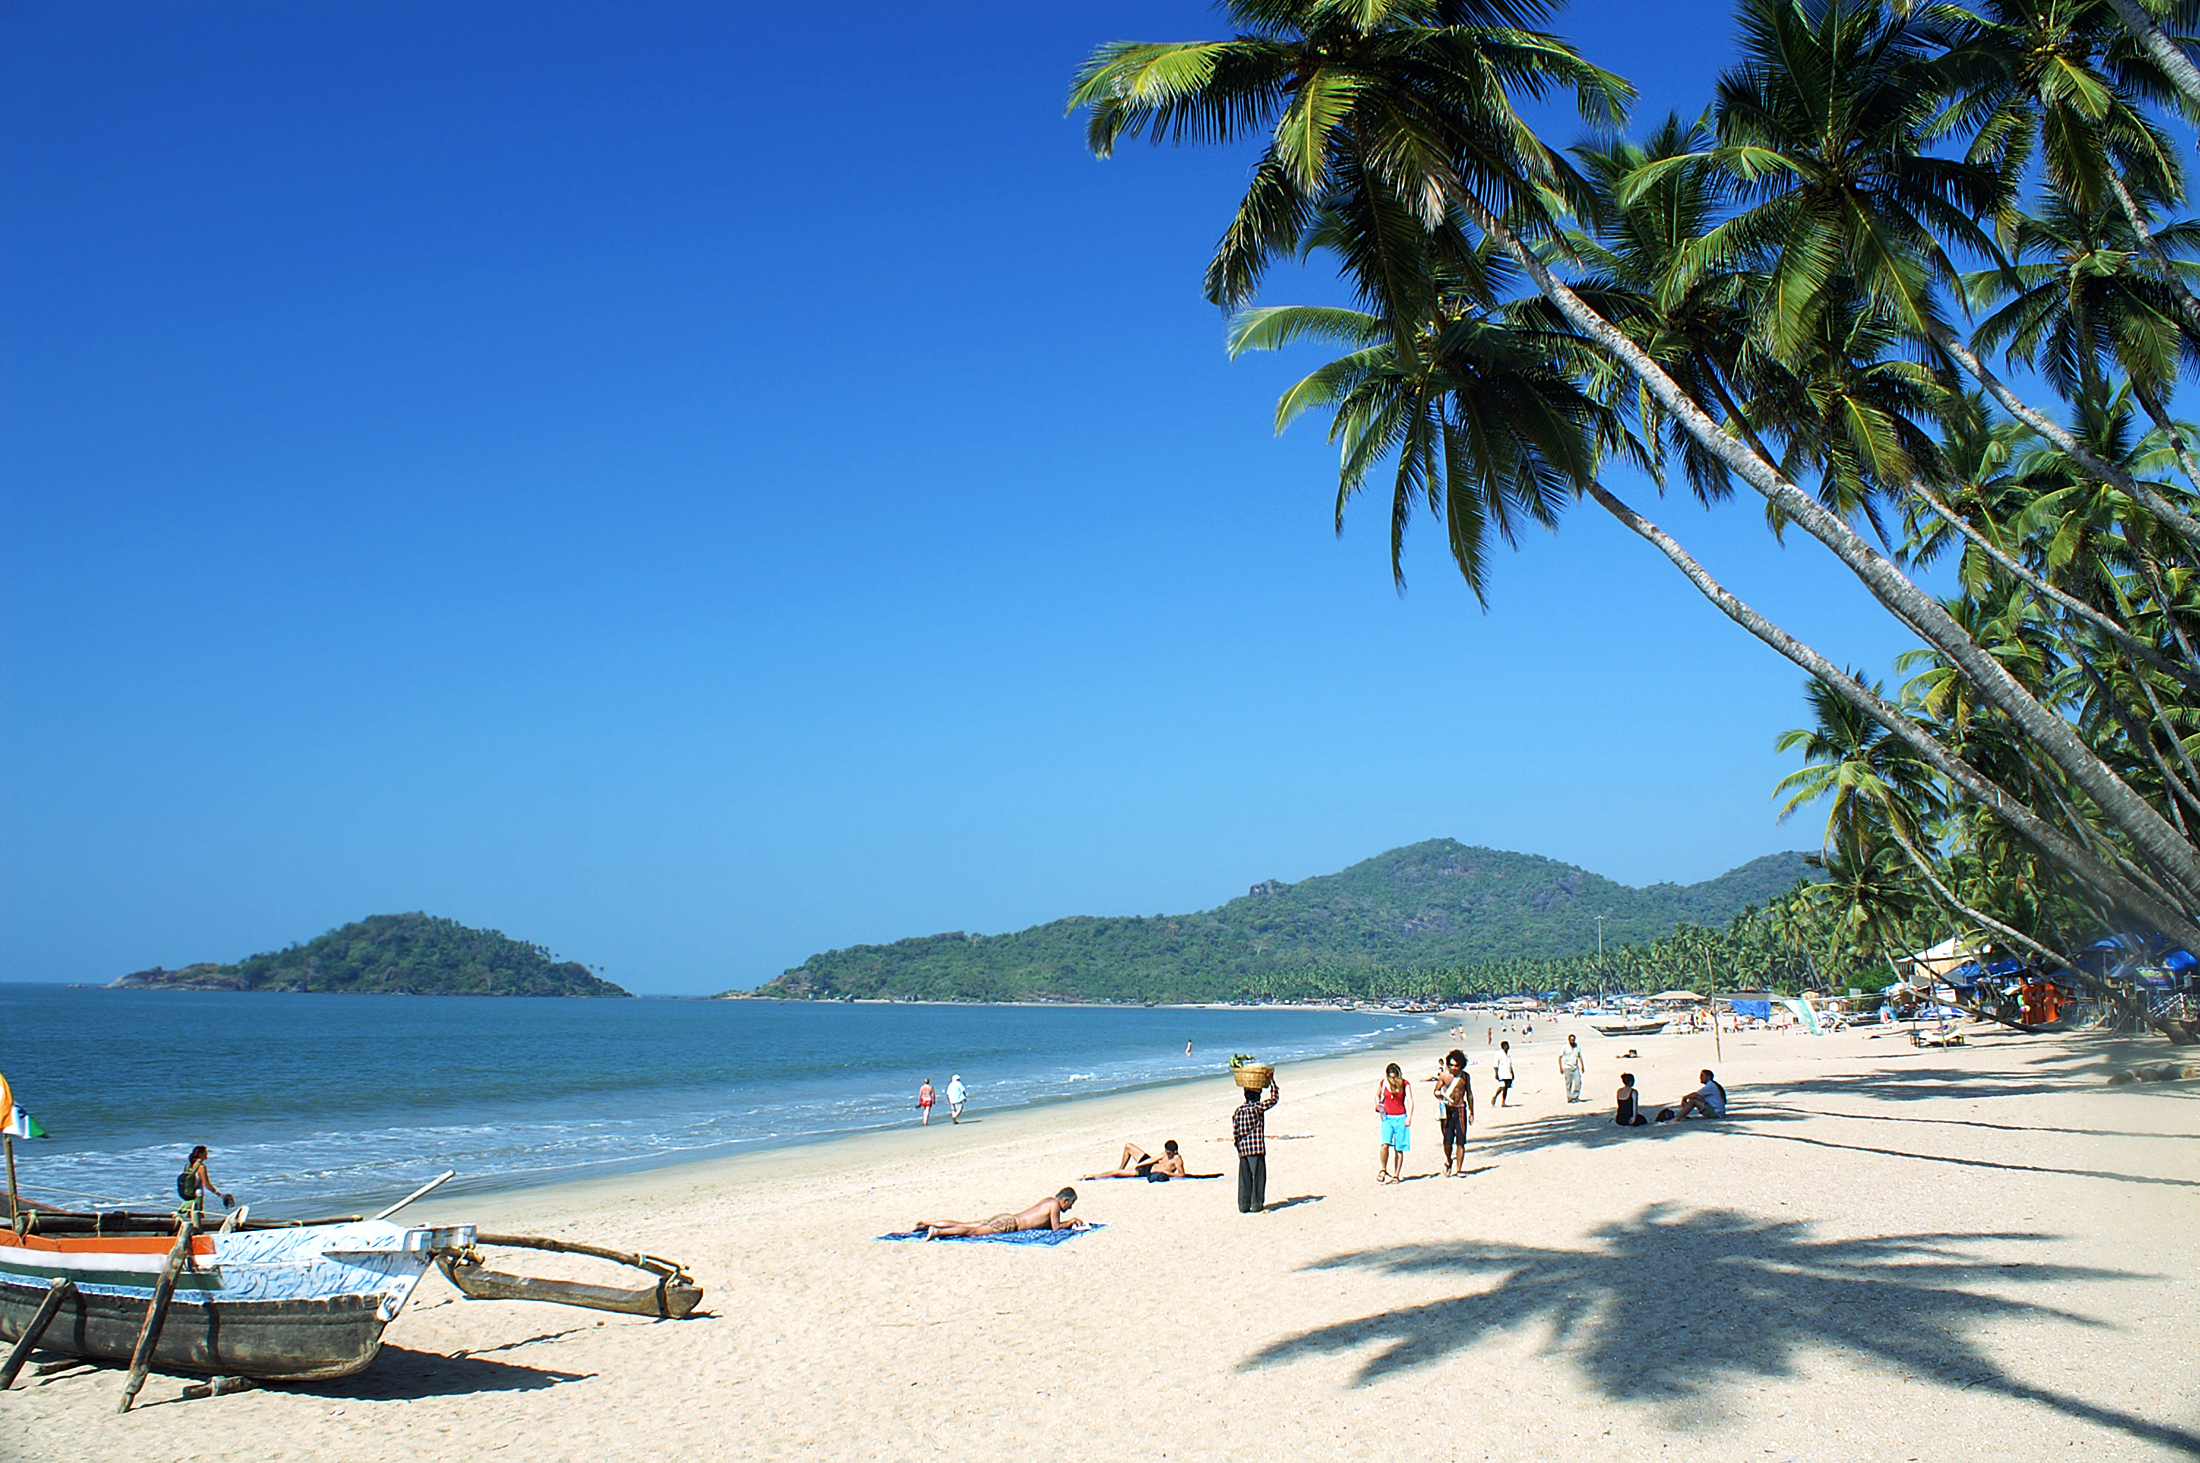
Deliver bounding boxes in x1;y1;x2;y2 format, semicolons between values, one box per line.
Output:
1676;1069;1727;1119
1558;1034;1585;1103
946;1074;968;1124
1492;1041;1516;1107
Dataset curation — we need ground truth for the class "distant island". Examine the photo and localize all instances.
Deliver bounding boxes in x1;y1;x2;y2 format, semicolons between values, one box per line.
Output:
111;913;631;997
738;839;1819;1004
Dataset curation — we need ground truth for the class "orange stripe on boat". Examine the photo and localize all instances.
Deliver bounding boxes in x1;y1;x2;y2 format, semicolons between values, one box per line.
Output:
0;1231;216;1257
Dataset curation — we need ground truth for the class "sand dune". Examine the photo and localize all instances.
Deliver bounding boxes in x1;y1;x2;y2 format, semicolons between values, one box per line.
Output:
10;1020;2197;1461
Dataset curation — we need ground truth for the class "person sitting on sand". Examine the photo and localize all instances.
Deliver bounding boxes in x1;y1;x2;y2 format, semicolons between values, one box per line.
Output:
914;1188;1085;1239
1084;1140;1214;1180
1675;1069;1727;1119
1614;1074;1647;1128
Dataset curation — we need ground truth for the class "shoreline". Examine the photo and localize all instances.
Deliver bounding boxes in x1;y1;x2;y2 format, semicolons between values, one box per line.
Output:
356;1010;1454;1217
437;1012;1579;1228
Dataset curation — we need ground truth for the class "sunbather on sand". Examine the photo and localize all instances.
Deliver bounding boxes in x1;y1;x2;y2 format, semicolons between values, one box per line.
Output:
914;1188;1086;1239
1085;1140;1221;1181
1083;1140;1215;1179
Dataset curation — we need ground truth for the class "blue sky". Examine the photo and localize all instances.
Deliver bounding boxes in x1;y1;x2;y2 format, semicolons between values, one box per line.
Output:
1;2;1926;994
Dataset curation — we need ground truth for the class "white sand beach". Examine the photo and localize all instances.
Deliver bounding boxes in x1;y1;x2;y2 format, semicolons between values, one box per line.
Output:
9;1020;2197;1462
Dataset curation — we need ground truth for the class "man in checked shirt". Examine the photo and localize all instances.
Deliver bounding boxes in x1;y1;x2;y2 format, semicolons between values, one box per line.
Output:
1232;1076;1281;1213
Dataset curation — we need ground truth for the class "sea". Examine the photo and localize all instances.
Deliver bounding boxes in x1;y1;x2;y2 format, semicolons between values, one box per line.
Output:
0;986;1432;1218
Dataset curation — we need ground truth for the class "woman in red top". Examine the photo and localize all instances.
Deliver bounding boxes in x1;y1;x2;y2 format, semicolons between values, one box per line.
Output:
1375;1061;1414;1183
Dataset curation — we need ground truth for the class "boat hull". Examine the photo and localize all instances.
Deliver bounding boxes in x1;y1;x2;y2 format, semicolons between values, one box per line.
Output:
1589;1020;1670;1037
1;1284;396;1380
0;1220;472;1381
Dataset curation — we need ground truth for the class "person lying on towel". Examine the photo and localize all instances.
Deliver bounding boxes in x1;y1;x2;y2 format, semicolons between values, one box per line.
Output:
914;1188;1087;1239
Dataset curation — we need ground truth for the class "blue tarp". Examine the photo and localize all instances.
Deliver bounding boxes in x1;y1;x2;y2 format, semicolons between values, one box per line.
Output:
1730;999;1773;1020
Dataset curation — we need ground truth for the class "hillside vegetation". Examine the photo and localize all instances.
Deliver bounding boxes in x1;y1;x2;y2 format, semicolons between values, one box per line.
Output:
111;913;630;997
746;840;1816;1003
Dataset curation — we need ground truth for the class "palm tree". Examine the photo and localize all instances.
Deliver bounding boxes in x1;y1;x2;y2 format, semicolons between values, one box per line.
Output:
1223;243;1612;599
1776;669;2088;972
2097;0;2200;114
1775;673;1944;845
1965;188;2200;483
1938;0;2200;332
1071;0;2200;929
1803;829;1929;984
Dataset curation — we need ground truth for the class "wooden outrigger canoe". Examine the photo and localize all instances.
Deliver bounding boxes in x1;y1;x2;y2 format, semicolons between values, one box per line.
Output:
0;1211;473;1382
0;1157;705;1403
436;1232;701;1319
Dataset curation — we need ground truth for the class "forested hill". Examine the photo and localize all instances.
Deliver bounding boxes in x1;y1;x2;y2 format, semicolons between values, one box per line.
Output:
110;913;630;997
747;840;1817;1003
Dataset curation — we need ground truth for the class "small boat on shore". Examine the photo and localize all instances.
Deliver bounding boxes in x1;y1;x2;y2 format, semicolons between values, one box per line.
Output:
1588;1018;1670;1037
0;1210;471;1381
436;1232;702;1319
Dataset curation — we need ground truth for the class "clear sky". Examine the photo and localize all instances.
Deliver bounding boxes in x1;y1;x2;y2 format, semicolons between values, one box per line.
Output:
1;2;1924;994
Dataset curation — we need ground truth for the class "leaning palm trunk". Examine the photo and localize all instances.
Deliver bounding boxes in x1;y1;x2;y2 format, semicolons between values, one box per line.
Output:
1583;478;2200;949
1929;326;2200;555
1884;825;2092;990
1906;480;2200;693
1453;183;2200;907
2103;0;2200;113
2104;171;2200;369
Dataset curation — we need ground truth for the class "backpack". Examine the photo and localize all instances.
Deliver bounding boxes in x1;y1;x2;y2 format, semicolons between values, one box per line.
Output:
176;1168;199;1202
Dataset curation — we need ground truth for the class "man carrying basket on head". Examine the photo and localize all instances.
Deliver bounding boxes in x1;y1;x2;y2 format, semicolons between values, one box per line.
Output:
1231;1072;1280;1214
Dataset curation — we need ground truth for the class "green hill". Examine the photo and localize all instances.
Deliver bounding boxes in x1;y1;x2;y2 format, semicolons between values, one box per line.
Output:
110;913;630;997
747;840;1817;1003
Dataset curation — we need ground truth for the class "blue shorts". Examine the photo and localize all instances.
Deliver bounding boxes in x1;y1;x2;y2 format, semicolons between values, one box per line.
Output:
1380;1115;1410;1151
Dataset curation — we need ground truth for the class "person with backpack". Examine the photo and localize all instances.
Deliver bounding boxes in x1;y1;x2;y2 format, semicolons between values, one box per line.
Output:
178;1145;233;1217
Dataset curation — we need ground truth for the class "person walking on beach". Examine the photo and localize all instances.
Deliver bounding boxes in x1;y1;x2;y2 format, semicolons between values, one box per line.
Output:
1492;1041;1516;1107
946;1074;967;1124
916;1079;936;1126
177;1145;232;1217
1375;1062;1413;1183
1559;1034;1585;1103
1232;1076;1280;1213
1433;1051;1473;1176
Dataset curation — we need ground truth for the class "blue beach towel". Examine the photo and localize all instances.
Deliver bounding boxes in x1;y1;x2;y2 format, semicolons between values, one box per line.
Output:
879;1223;1106;1245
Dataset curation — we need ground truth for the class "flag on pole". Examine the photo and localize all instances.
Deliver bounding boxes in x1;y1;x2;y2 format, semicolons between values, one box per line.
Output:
0;1071;50;1139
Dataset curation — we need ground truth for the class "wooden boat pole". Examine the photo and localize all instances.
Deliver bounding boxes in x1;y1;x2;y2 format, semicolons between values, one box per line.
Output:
1706;954;1722;1064
371;1170;456;1222
117;1218;195;1413
4;1134;18;1225
0;1277;75;1389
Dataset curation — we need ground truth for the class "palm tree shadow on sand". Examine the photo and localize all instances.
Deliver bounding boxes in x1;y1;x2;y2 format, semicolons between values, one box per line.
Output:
1242;1203;2196;1453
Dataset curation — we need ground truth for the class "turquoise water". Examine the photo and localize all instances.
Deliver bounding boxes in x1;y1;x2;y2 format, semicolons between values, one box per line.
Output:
0;987;1425;1216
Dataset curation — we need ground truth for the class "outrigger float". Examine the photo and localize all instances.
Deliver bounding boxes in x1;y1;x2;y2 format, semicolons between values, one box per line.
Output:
0;1171;703;1409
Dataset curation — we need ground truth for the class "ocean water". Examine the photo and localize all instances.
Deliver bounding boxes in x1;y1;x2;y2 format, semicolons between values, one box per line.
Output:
0;986;1426;1217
